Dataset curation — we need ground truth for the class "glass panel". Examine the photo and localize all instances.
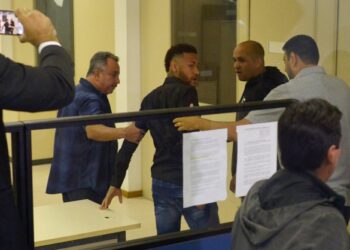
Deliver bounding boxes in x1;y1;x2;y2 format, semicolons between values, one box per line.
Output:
172;0;237;104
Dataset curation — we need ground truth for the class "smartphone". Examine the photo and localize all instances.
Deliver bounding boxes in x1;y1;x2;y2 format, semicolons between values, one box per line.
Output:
0;10;23;36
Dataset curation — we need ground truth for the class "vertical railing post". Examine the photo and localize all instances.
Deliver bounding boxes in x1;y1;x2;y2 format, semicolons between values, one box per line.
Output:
11;125;34;249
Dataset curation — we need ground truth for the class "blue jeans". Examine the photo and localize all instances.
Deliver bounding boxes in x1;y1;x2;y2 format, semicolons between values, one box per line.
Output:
152;179;220;235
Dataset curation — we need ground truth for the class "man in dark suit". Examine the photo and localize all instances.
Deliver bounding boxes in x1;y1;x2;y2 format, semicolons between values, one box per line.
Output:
0;9;74;249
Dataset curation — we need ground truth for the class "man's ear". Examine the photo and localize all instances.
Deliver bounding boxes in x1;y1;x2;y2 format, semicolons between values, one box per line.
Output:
169;59;178;74
256;57;264;68
327;144;341;171
289;52;298;67
316;145;341;182
93;69;102;79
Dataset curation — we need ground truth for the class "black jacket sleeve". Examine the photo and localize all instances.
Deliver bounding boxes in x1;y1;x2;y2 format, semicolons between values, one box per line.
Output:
0;45;74;190
110;140;139;188
0;45;74;111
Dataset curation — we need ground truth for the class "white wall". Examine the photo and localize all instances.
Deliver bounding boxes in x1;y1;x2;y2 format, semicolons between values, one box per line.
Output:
114;0;142;193
139;0;172;199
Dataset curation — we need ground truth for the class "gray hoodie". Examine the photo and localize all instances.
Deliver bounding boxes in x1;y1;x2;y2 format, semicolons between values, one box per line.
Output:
231;170;350;250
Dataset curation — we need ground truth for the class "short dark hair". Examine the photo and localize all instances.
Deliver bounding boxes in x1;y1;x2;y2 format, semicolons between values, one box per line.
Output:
164;43;197;72
86;52;119;76
282;35;319;65
278;98;342;172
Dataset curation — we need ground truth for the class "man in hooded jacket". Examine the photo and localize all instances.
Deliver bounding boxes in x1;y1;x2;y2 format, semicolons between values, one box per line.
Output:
230;40;287;192
231;98;350;250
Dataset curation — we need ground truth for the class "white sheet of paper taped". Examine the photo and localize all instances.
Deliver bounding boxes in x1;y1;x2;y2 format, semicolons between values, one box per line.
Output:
236;122;278;197
183;129;228;208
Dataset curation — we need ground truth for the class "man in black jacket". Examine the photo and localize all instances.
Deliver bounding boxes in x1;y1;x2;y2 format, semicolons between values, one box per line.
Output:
101;44;219;235
0;9;74;249
230;40;287;192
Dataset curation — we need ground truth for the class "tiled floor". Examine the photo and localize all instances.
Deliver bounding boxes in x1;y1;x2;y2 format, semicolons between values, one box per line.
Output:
32;164;241;241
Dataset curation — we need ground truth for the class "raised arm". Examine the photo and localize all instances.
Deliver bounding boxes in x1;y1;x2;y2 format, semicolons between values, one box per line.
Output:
86;123;144;143
0;9;74;111
173;116;251;141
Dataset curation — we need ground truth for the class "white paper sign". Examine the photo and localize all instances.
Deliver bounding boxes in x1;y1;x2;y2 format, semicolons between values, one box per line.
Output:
183;129;227;208
235;122;278;197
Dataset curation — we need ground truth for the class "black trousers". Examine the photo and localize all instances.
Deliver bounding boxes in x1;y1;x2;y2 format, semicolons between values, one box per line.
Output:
0;187;28;250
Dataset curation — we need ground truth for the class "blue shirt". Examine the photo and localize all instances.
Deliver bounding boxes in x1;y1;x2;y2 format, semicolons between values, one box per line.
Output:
46;78;117;195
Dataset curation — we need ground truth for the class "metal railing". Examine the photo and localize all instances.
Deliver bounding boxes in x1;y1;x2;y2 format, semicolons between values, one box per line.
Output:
4;99;294;249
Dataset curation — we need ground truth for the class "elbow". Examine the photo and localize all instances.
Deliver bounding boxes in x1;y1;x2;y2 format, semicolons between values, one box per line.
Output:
62;79;75;106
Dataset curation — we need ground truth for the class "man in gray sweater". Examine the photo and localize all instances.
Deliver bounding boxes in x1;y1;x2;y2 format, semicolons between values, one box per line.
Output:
231;99;349;250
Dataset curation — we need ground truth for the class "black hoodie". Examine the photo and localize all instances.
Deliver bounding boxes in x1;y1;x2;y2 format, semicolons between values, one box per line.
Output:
232;67;287;176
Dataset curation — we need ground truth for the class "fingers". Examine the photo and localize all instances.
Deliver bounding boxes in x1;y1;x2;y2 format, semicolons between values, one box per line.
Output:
136;129;145;143
173;118;185;131
117;192;123;203
15;8;30;43
100;198;110;209
229;176;236;193
15;8;58;46
100;186;120;209
124;124;145;143
173;122;188;132
15;8;30;20
196;204;205;209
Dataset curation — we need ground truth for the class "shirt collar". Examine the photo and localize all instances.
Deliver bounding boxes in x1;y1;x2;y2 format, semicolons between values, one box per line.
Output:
163;76;189;86
79;78;106;97
295;66;326;79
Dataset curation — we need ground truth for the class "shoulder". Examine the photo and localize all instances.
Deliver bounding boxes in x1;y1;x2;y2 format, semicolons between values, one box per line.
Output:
243;180;266;202
75;84;100;100
300;203;347;231
294;205;349;248
263;67;288;81
263;81;293;101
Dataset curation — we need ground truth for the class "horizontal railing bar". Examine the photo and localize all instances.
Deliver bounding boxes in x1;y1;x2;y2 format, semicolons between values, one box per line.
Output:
4;121;24;133
5;99;295;131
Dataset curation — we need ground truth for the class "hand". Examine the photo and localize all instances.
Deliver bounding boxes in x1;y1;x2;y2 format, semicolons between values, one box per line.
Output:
196;204;205;210
173;116;201;131
15;8;58;46
229;175;236;193
124;123;145;144
100;186;123;209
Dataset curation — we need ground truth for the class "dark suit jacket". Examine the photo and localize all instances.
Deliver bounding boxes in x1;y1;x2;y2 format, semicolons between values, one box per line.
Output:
0;45;74;249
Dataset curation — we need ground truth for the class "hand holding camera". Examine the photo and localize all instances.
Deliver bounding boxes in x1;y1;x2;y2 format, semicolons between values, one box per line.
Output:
15;8;58;46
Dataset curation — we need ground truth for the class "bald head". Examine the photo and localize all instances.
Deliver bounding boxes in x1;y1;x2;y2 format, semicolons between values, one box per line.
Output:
237;40;265;60
233;40;265;81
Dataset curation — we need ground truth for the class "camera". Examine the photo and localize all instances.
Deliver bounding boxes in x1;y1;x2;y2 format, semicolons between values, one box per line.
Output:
0;10;23;36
